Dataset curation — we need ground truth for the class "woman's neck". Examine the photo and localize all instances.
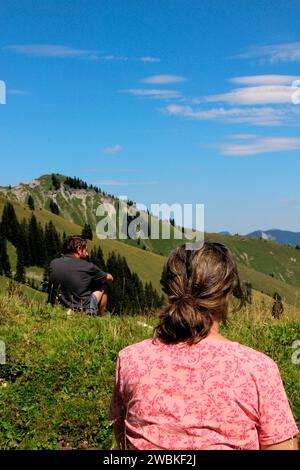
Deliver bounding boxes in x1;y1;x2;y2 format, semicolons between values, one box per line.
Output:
209;320;220;336
206;321;231;342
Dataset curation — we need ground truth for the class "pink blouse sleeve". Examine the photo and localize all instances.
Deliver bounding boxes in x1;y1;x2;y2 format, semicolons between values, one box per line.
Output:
256;359;298;447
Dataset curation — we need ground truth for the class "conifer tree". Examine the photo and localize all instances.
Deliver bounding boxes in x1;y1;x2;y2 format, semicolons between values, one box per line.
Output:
44;220;61;261
27;195;35;211
18;218;30;266
90;246;106;270
51;174;61;191
28;214;46;266
105;251;163;315
81;223;93;240
160;264;168;293
131;272;146;312
15;246;26;283
144;282;156;311
0;202;20;246
49;200;60;215
0;237;11;277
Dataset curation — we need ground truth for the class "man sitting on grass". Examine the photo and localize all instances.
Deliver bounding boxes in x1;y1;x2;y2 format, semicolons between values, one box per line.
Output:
48;235;113;315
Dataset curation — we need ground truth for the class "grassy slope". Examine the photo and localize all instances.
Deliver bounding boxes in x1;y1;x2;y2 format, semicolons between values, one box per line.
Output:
206;233;300;287
0;276;47;303
0;290;299;449
205;233;300;306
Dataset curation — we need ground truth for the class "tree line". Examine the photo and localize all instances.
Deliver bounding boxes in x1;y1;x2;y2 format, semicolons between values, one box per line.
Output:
0;202;63;283
89;247;164;315
50;173;129;205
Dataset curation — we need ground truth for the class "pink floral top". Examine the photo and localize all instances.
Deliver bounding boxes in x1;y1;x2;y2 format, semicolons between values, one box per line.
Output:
109;338;298;450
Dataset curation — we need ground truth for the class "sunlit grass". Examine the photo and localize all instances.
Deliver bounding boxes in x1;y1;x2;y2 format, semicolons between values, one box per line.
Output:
0;287;299;449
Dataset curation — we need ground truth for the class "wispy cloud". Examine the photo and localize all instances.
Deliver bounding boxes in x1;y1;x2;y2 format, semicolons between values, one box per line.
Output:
95;179;158;186
219;136;300;156
140;57;160;63
86;167;140;173
230;75;300;86
103;144;123;155
159;72;300;126
3;44;128;61
4;44;98;59
205;86;296;105
279;198;299;207
7;89;29;95
232;42;300;63
162;103;300;126
141;75;187;84
128;72;300;126
100;54;128;61
127;88;183;100
228;134;258;140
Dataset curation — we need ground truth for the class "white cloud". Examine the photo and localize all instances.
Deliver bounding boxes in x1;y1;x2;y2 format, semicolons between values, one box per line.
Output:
101;55;128;61
7;89;28;95
3;44;128;61
162;103;300;126
232;42;300;63
140;57;160;63
205;86;296;105
95;179;158;186
230;75;300;86
127;88;183;100
220;136;300;156
141;75;187;84
4;44;98;59
127;70;300;126
228;134;258;140
103;145;123;155
279;198;299;207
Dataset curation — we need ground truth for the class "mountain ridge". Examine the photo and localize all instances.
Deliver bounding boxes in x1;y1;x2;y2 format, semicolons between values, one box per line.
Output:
247;229;300;246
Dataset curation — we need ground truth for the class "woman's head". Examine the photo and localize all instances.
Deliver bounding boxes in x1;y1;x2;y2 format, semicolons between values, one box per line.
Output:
155;242;244;344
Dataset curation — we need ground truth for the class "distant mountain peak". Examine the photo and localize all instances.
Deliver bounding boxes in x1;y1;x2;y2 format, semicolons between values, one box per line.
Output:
218;231;231;236
247;229;300;246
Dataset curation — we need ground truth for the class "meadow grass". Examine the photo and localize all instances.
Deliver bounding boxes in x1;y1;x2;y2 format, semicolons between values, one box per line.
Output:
0;287;299;449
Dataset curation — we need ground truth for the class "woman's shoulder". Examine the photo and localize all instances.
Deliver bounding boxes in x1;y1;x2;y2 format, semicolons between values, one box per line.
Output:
218;340;279;371
118;338;154;358
118;337;278;376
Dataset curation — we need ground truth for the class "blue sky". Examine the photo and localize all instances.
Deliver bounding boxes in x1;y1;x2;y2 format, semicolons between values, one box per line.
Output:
1;0;300;234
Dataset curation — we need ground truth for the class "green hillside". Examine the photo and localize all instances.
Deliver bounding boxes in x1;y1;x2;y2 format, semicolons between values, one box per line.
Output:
2;175;300;306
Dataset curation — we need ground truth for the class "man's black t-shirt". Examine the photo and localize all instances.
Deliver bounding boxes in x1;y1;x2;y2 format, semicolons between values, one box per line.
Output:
48;254;107;309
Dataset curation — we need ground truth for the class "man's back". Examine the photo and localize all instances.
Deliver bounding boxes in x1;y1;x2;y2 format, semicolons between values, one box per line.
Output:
48;254;107;309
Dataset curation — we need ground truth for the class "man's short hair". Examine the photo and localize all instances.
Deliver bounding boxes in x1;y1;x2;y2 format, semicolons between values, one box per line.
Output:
63;235;87;254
